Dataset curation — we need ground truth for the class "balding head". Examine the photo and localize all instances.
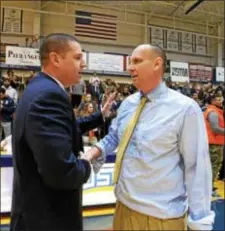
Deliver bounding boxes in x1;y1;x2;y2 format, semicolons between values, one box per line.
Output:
128;44;167;93
133;44;167;73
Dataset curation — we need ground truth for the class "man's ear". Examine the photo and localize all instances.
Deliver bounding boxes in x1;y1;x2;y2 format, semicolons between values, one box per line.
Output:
49;52;61;68
154;57;163;72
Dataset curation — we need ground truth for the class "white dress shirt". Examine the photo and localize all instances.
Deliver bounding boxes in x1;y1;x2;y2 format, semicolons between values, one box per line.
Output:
96;81;215;230
2;86;18;105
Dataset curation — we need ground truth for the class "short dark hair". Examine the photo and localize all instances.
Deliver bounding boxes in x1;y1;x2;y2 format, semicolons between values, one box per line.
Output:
0;87;6;94
150;45;167;73
3;77;10;82
7;69;13;75
39;33;79;65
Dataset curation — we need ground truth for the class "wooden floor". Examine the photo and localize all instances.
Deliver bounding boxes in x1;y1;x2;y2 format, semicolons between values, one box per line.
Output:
0;205;116;226
214;180;224;198
1;180;224;230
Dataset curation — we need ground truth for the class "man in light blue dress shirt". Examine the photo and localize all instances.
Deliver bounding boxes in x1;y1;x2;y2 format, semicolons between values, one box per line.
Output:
84;44;215;230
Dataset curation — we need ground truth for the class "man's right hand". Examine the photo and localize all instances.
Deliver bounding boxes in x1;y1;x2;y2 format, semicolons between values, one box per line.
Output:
79;152;92;162
80;145;101;161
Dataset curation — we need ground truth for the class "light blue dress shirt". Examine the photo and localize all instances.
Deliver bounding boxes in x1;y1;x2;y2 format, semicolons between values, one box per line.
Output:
96;81;215;230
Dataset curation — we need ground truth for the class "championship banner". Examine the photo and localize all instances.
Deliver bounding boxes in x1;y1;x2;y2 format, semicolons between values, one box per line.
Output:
149;25;208;55
149;26;165;49
166;29;179;51
189;64;198;81
216;67;224;82
170;61;189;82
2;8;23;33
5;46;40;66
181;32;193;53
204;65;213;82
196;34;207;55
189;63;212;82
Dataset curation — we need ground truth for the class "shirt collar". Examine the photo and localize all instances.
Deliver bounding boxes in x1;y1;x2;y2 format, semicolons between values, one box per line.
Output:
140;80;168;101
45;73;66;92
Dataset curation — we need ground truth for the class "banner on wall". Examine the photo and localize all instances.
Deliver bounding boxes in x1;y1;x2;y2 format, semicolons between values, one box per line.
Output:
149;25;208;55
0;43;19;62
204;65;213;82
170;61;189;82
181;32;193;53
166;29;179;51
216;67;224;82
75;10;117;41
196;34;207;55
2;8;23;33
189;63;212;82
5;46;40;66
149;26;165;48
88;53;123;72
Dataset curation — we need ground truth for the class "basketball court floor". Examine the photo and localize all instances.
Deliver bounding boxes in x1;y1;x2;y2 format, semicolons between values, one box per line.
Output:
1;181;224;230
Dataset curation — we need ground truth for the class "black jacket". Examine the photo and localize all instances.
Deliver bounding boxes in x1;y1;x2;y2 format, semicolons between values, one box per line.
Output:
1;95;15;122
10;72;104;231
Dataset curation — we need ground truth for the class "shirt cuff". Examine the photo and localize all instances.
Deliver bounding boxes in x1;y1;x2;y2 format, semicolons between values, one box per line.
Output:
90;143;106;174
95;142;106;159
187;211;215;230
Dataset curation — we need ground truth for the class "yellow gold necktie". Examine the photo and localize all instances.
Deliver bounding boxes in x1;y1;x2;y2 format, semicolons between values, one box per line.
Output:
113;96;148;184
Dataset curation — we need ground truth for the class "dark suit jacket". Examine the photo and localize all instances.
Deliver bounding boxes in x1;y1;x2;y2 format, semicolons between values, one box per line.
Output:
10;72;104;231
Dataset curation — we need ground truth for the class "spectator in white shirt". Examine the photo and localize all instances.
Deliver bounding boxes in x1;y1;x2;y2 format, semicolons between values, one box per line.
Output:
2;78;18;105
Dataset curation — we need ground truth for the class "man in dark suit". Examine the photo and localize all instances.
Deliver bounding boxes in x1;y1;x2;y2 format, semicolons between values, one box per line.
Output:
10;33;114;231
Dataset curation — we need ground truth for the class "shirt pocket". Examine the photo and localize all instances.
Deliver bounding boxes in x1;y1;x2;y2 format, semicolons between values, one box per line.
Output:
136;123;178;155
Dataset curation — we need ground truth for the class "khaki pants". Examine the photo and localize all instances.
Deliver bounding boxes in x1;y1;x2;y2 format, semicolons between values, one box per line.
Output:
209;144;224;182
113;201;187;230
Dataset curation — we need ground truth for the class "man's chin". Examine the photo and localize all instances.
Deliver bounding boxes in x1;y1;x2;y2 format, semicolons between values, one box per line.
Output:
73;76;81;84
132;81;138;88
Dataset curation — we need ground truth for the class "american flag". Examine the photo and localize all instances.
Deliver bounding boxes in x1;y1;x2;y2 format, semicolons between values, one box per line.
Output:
75;10;117;41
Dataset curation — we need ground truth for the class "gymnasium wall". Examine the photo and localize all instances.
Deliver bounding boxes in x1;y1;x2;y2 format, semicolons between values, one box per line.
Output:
41;1;144;47
0;1;223;67
0;1;36;45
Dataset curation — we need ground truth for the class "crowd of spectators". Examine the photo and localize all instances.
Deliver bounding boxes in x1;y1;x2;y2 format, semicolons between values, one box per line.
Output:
1;71;224;180
1;70;224;141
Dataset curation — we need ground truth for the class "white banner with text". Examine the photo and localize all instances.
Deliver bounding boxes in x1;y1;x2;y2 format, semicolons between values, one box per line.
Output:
6;46;40;66
170;61;189;82
216;67;224;82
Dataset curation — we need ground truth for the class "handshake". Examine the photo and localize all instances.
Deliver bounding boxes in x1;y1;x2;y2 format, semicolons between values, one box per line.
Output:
79;146;105;173
79;151;94;162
